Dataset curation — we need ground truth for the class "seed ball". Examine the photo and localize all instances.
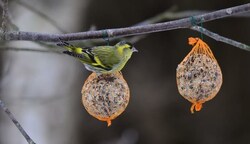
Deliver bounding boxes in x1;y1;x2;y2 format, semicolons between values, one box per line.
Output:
81;72;130;127
176;53;222;113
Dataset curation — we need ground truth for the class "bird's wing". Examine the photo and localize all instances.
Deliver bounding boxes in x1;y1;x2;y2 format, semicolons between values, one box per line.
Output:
91;46;120;69
57;40;100;66
57;40;117;71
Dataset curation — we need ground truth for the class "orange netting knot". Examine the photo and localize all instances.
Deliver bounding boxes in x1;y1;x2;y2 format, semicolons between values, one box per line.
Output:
188;37;199;46
190;102;203;114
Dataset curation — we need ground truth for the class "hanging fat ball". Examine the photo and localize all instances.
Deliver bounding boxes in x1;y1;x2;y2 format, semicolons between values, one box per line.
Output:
176;37;223;113
57;40;138;74
81;72;130;127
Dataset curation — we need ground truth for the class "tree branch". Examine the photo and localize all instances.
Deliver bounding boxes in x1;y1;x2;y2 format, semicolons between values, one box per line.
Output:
134;8;250;26
128;6;250;44
191;26;250;51
0;0;19;31
0;3;249;42
0;99;36;144
1;0;8;32
0;46;63;54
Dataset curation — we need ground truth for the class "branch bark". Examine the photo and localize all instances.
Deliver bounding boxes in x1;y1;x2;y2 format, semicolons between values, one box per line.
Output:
1;0;8;32
0;0;19;31
191;26;250;51
0;3;250;42
0;100;36;144
0;46;63;54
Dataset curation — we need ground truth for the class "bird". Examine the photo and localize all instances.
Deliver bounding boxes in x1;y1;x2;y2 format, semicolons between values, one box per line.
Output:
57;40;138;74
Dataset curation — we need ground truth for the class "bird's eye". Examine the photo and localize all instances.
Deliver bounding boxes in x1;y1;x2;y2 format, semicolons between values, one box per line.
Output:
126;42;133;47
122;47;129;52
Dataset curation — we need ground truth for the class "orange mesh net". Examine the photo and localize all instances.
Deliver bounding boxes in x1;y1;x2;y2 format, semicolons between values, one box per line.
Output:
185;37;216;61
176;37;223;113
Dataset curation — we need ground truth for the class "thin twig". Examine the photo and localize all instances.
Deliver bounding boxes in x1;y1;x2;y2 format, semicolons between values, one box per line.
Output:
134;6;250;26
0;46;63;54
14;0;67;33
0;99;36;144
0;0;19;30
136;10;250;25
0;3;249;42
191;26;250;51
1;0;8;32
129;8;250;43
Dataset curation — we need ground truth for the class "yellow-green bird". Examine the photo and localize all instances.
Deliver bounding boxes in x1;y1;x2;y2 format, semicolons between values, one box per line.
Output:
57;40;138;74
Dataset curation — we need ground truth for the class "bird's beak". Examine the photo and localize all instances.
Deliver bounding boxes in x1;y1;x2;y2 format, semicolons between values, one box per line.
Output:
132;47;138;52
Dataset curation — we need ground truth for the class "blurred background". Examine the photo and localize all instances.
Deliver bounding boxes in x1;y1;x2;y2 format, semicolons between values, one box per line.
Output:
0;0;250;144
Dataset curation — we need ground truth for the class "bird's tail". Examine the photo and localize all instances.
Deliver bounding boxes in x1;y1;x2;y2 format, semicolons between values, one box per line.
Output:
57;39;94;64
57;39;81;53
62;51;85;59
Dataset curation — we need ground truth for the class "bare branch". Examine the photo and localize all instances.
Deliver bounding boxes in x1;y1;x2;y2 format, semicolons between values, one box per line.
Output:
128;5;250;49
128;7;250;43
191;26;250;51
0;3;249;42
0;99;36;144
1;0;8;32
0;46;63;54
140;10;250;24
0;0;19;30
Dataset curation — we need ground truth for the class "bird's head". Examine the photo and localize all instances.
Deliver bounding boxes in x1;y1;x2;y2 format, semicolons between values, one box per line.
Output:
115;41;138;58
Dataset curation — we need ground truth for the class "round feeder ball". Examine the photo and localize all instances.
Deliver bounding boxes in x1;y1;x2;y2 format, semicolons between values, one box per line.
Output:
81;72;130;126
